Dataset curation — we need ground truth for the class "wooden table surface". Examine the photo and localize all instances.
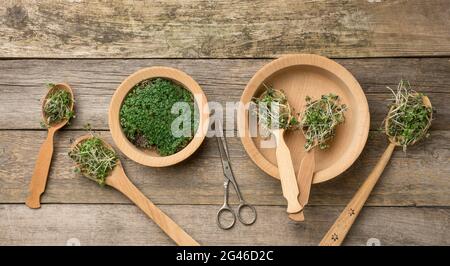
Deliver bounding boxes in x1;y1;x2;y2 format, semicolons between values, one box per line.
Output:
1;0;449;246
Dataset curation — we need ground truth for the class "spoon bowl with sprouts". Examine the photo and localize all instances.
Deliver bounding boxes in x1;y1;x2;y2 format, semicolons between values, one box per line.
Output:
69;134;199;246
320;80;433;246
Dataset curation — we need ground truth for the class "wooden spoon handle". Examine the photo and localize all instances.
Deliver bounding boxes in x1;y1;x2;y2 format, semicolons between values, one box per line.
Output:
107;172;200;246
275;136;302;214
319;143;396;246
26;128;55;209
288;149;315;221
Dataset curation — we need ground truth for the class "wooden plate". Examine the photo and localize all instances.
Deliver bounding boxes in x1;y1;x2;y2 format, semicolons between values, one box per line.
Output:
238;54;370;183
109;67;209;167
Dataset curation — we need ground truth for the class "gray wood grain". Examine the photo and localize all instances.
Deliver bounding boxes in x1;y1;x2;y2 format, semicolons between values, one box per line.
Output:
0;58;449;130
0;204;448;245
1;130;449;206
1;0;450;58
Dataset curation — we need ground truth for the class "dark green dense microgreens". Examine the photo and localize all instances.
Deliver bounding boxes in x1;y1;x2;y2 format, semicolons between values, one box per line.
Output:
41;84;74;127
384;80;432;151
301;94;347;151
68;136;118;186
119;78;198;156
251;84;298;136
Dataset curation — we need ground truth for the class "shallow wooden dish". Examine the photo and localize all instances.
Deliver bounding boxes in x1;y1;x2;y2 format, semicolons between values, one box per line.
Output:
109;67;209;167
238;54;370;183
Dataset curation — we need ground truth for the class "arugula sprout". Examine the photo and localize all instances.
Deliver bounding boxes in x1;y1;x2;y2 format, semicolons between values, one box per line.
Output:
385;80;432;151
252;84;298;136
43;85;74;126
301;94;347;151
68;136;118;186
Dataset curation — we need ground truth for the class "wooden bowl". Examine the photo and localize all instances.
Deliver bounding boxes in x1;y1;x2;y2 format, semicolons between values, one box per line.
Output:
238;54;370;183
109;67;209;167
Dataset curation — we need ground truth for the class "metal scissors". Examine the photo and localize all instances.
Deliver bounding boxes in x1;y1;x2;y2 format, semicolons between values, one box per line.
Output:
215;121;257;230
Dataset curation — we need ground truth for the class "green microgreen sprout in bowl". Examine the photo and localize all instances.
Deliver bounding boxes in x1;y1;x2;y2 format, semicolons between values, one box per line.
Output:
252;84;299;136
119;78;199;156
41;83;75;128
384;80;433;151
68;135;118;186
301;94;347;151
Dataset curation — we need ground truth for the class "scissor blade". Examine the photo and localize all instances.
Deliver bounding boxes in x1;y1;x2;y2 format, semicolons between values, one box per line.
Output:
217;139;233;177
215;121;230;157
214;121;234;180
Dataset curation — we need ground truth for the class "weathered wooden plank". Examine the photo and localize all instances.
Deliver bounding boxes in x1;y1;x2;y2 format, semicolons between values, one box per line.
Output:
0;204;448;245
0;58;449;130
1;0;450;58
1;130;449;206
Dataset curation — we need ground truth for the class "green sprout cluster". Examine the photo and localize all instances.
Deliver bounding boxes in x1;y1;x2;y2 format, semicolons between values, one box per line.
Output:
68;136;118;186
252;84;298;135
385;80;432;151
301;94;347;151
42;85;74;127
119;78;198;156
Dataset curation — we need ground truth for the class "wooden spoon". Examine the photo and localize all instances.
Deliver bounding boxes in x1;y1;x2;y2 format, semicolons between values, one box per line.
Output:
319;96;432;246
272;128;302;213
288;149;315;221
259;89;302;214
290;95;348;222
70;135;200;246
26;83;74;209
